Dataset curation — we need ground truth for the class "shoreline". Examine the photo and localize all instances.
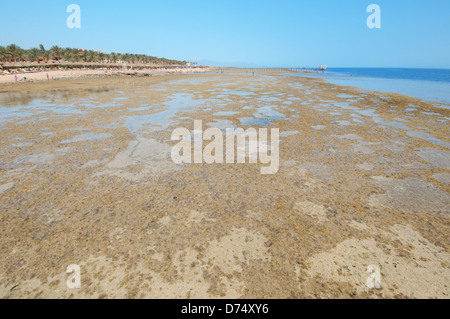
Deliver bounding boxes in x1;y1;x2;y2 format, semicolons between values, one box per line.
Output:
4;68;450;110
0;66;215;84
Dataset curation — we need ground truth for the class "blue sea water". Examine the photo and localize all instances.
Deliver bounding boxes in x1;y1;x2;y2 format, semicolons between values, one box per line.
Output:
292;68;450;106
328;68;450;83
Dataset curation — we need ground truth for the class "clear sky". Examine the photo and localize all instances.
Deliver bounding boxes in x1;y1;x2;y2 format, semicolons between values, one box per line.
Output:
1;0;449;68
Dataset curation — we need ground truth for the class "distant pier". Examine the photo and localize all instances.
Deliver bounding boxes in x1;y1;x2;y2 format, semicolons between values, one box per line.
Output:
217;66;327;74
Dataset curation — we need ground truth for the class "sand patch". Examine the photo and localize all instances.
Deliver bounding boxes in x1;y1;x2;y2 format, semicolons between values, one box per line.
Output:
81;158;109;169
352;143;375;155
204;227;270;275
145;227;269;299
157;216;172;226
294;201;329;222
8;147;72;168
61;133;112;144
146;249;212;298
81;228;268;298
186;210;216;224
357;162;374;171
0;182;15;195
297;162;334;182
302;224;450;298
97;137;182;181
349;220;370;231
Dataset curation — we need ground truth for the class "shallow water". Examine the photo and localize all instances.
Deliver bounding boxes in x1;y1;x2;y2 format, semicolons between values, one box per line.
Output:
61;133;113;144
287;71;450;105
239;117;272;126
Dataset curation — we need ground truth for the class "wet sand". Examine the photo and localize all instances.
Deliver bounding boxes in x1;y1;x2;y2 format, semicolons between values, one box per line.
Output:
0;72;449;298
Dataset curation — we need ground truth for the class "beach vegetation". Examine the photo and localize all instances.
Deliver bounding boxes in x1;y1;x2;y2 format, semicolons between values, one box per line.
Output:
0;43;187;66
6;44;22;63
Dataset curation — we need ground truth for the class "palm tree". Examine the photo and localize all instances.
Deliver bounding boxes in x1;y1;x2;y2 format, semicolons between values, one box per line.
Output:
39;44;49;62
0;43;186;67
71;49;80;63
116;53;124;63
29;47;41;63
43;50;50;63
17;49;25;62
50;46;63;62
87;50;97;63
39;44;46;57
81;50;88;63
62;47;71;61
97;52;103;64
110;52;118;63
0;46;6;63
6;44;21;63
63;51;72;63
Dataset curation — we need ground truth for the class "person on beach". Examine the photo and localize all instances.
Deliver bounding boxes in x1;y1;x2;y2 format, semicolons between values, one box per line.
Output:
47;73;49;80
14;75;18;82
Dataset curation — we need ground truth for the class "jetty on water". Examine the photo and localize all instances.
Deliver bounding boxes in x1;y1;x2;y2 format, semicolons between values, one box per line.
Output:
217;66;327;74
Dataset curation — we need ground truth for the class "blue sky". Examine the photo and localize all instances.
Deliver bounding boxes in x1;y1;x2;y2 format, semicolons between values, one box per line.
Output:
1;0;449;68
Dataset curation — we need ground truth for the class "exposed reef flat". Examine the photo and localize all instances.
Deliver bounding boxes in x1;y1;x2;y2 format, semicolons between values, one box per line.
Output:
0;72;448;298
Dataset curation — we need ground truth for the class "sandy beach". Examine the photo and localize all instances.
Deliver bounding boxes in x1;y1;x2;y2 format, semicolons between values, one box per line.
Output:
0;67;214;84
0;71;449;299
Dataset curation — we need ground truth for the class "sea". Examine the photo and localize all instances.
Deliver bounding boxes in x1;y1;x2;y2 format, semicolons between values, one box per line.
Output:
291;68;450;106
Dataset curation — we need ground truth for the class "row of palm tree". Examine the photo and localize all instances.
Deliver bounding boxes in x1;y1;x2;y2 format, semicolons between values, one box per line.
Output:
0;44;187;66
